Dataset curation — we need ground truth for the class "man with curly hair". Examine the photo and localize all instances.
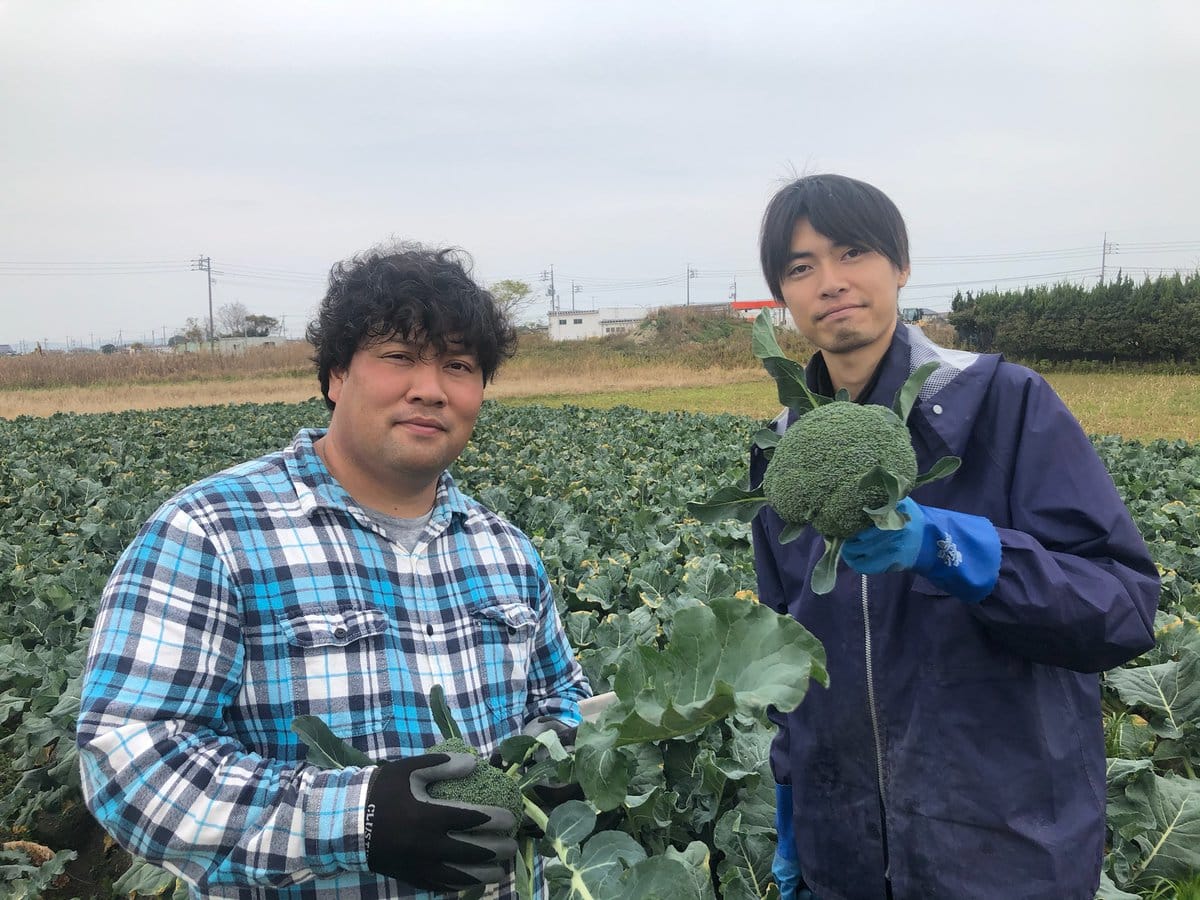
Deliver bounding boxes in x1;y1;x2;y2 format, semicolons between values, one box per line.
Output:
78;243;590;899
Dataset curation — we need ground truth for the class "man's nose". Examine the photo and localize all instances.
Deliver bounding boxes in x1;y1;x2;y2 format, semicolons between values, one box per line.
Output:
818;263;849;298
406;361;448;404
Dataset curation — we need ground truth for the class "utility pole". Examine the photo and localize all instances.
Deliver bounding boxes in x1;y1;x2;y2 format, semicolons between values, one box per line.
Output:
192;255;214;351
685;266;697;306
1099;233;1119;284
540;266;557;312
571;281;582;310
728;278;738;301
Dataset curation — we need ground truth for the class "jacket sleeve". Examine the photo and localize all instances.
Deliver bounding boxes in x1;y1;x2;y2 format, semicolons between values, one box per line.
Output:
76;505;372;891
967;375;1159;673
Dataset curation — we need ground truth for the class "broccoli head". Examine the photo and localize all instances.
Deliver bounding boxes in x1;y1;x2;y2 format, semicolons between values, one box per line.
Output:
427;738;523;834
762;401;918;538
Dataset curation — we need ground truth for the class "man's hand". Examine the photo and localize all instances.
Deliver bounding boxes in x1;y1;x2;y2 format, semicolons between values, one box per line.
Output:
841;497;1001;603
364;752;518;891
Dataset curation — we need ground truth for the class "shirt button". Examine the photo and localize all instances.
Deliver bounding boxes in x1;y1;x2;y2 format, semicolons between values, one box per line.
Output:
333;626;348;639
932;404;943;415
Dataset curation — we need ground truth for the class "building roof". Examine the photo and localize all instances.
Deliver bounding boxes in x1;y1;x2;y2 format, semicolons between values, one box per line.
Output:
730;299;777;311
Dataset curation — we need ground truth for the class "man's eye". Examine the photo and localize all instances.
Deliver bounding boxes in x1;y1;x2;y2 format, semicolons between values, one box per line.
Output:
844;247;866;259
447;360;474;373
787;264;810;277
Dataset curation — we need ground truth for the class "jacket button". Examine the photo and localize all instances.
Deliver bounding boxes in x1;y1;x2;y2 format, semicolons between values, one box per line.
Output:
932;404;943;415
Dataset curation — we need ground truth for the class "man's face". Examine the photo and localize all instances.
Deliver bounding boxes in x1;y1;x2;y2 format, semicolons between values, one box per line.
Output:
325;337;484;501
779;218;909;358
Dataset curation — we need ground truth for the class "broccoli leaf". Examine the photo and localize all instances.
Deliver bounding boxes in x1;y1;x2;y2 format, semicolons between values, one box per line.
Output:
915;455;962;487
753;311;831;415
1105;653;1200;741
761;357;830;416
429;683;464;742
752;428;781;451
859;466;911;510
686;485;767;524
810;539;843;595
1106;765;1200;887
750;308;788;361
778;523;806;544
574;598;827;808
291;716;374;768
893;361;941;424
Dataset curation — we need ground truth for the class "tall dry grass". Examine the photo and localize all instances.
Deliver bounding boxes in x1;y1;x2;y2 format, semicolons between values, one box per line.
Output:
0;364;768;419
0;343;314;390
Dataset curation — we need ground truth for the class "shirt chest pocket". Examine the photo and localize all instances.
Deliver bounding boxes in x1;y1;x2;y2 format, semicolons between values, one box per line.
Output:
470;601;538;696
277;606;396;737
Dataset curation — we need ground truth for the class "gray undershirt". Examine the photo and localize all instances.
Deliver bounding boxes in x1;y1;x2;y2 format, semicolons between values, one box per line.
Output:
360;506;434;553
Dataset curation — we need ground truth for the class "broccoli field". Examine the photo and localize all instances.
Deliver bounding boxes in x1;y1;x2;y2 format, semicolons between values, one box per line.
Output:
1;400;1198;898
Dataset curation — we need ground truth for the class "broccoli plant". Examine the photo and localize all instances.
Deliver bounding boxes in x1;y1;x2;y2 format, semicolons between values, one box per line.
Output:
292;594;827;899
688;310;960;594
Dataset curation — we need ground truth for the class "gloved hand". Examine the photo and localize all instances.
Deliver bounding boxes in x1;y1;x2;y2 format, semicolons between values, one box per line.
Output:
364;752;518;891
841;497;1002;603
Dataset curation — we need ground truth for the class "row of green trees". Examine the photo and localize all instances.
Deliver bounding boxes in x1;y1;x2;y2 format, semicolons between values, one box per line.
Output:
947;272;1200;363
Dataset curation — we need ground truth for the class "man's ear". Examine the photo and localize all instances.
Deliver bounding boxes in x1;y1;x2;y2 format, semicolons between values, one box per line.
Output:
327;368;346;406
897;267;910;289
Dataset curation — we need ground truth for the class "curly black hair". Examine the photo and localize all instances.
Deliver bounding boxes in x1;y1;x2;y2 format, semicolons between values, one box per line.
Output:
306;242;517;409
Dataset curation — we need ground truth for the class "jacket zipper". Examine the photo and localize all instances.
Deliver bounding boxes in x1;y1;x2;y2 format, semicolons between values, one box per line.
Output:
861;574;893;891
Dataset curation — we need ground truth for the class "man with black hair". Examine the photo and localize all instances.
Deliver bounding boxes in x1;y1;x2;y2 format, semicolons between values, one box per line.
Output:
754;175;1159;900
78;243;590;898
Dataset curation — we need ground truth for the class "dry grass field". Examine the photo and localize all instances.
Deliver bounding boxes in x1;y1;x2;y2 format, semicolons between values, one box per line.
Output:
2;365;1196;443
1;316;1197;442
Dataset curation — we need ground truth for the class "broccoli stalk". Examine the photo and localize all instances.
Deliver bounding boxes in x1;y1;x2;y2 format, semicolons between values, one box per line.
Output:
688;310;960;594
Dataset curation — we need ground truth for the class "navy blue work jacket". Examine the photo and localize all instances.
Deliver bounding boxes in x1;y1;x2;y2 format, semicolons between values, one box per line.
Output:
752;324;1160;900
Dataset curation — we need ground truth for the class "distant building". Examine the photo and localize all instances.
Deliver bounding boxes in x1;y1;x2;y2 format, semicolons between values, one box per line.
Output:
900;307;946;324
547;307;648;341
175;336;280;354
730;300;793;329
0;344;17;356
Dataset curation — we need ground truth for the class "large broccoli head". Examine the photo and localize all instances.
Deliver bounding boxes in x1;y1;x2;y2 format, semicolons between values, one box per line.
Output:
427;738;523;835
762;401;918;538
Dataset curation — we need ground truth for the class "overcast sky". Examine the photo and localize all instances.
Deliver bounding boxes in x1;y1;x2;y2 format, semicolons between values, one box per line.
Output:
2;1;1198;350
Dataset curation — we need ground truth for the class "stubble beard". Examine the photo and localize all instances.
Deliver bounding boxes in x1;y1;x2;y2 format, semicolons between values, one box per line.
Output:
821;324;879;356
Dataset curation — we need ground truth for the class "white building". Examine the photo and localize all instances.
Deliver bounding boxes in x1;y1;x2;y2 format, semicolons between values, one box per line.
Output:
176;335;281;354
547;307;648;341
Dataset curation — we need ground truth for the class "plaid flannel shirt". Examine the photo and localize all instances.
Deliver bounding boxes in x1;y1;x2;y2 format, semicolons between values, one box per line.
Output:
77;428;589;899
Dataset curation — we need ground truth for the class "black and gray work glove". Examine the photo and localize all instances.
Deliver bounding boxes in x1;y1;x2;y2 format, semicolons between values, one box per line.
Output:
364;752;518;891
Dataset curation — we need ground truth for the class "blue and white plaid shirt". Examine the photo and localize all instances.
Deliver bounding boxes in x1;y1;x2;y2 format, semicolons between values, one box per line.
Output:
77;428;589;899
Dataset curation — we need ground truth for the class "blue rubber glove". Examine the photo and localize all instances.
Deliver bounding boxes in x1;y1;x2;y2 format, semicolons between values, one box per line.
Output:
841;497;1002;603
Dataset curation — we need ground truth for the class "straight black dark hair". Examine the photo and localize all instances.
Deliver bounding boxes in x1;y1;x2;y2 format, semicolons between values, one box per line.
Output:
759;174;910;303
306;242;517;409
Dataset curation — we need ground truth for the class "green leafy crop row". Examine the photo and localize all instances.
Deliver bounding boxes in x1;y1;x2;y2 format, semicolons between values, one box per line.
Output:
0;401;1197;898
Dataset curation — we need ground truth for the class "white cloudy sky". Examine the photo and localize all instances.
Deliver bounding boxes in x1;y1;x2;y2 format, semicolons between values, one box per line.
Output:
2;1;1198;349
